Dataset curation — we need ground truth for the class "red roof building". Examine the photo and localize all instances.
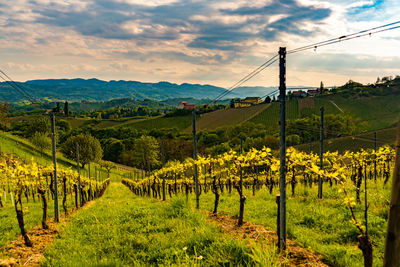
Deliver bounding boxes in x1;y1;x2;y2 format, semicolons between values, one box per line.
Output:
178;101;196;110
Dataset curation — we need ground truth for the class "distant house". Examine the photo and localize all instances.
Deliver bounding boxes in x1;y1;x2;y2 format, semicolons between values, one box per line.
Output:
292;90;307;98
43;109;65;115
307;89;320;96
232;96;261;108
244;97;261;105
178;101;196;110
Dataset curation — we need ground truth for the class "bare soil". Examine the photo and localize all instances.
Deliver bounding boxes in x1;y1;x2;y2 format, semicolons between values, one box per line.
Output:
0;202;95;267
206;211;330;267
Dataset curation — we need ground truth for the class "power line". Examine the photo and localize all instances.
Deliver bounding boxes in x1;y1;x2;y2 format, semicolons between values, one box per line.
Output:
209;54;278;104
287;20;400;55
0;73;35;102
0;69;36;102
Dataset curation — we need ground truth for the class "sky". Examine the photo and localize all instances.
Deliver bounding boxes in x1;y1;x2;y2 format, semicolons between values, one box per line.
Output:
0;0;400;88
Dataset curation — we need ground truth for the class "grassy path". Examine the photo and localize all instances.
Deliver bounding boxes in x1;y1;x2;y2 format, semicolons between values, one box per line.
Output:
42;182;280;266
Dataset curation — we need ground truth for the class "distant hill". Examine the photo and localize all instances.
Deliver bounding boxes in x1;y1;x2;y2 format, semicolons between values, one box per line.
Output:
0;78;277;103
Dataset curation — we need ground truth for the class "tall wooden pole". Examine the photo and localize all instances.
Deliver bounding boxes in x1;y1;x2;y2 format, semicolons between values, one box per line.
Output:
318;106;324;199
278;47;287;250
192;110;199;209
161;139;166;201
76;143;82;207
384;120;400;266
50;112;59;222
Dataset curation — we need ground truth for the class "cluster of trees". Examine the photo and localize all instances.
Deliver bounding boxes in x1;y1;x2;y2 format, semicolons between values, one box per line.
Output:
90;106;163;120
330;76;400;98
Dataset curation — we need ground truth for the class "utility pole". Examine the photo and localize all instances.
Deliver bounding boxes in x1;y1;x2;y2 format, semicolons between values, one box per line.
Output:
76;143;82;207
278;47;287;250
240;135;243;190
50;112;59;222
161;139;166;201
318;106;324;199
192;110;199;209
374;132;377;182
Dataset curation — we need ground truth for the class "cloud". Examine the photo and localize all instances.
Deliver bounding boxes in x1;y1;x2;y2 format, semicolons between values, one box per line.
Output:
0;0;399;87
25;0;332;50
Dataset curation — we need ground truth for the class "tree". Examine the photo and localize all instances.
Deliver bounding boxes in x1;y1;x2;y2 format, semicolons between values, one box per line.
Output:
31;132;51;156
62;133;103;168
320;81;324;94
264;96;271;103
103;138;125;162
64;101;69;116
99;160;115;177
27;117;50;137
121;135;160;170
0;102;10;131
53;102;61;113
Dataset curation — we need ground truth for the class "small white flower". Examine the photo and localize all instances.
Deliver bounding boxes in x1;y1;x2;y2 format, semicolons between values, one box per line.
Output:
198;256;203;260
183;247;187;251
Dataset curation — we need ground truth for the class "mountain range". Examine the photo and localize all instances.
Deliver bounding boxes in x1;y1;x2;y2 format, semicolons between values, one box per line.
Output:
0;78;277;103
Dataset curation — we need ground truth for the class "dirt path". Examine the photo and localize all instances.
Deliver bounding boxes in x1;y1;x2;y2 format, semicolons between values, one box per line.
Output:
206;212;330;267
0;202;96;267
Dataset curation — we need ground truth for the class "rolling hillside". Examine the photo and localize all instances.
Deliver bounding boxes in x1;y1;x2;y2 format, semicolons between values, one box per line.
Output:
0;78;276;103
184;103;271;132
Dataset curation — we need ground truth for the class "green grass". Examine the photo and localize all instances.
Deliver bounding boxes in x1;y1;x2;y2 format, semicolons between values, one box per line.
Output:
186;177;390;267
42;182;281;266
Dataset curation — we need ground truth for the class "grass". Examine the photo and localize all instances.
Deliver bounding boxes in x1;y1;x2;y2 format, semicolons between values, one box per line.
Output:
185;176;390;267
42;182;281;266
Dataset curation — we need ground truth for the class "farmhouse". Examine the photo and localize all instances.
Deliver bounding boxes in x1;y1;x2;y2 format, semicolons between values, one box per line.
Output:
231;97;261;108
307;89;320;96
177;101;196;110
243;97;261;105
292;90;307;98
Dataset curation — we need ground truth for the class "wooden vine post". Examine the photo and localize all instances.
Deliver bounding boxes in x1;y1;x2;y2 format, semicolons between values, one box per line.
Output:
384;119;400;266
278;46;287;250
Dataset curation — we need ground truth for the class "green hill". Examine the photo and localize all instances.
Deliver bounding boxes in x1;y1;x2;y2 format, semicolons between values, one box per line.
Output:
184;103;271;132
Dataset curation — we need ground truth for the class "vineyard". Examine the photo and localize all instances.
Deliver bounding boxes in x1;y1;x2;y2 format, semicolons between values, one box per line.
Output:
122;145;395;266
0;152;110;250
